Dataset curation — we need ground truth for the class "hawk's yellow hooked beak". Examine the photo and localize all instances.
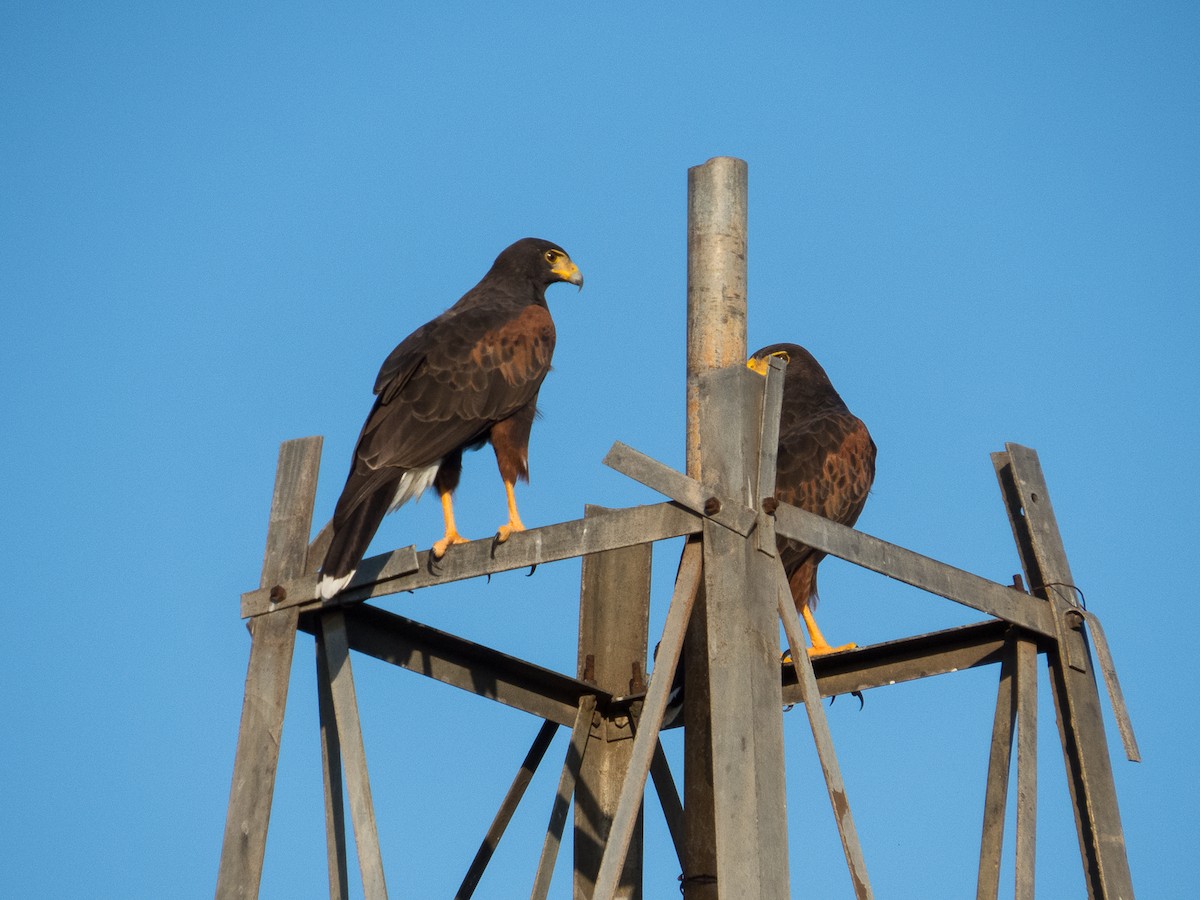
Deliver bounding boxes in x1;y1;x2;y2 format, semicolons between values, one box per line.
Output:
552;258;584;290
747;349;790;376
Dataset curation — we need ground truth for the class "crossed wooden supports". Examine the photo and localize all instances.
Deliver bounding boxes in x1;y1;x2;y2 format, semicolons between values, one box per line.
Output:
217;360;1138;900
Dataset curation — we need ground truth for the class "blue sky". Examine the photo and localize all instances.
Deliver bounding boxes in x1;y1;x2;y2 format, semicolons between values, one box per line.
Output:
3;3;1198;897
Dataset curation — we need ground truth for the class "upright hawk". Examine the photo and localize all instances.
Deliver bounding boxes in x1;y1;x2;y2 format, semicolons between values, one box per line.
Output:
318;238;583;600
749;342;876;655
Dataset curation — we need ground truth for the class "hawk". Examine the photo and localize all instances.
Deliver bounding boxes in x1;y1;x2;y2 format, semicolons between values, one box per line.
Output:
749;342;876;655
318;237;583;600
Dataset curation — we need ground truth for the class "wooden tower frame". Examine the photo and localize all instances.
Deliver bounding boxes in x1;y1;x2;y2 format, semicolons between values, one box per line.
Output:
216;158;1138;899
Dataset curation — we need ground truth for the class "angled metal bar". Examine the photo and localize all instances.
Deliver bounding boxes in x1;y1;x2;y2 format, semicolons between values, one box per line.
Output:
977;640;1017;900
531;695;597;900
218;436;321;900
456;720;559;900
593;540;703;900
298;603;612;727
1079;609;1140;762
320;609;388;899
315;629;349;900
996;444;1135;899
1015;636;1038;899
772;502;1056;638
243;501;701;617
649;740;685;868
777;569;873;900
602;441;757;536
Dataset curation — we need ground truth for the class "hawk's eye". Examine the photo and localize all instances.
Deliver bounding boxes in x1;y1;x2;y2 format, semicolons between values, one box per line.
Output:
544;250;559;263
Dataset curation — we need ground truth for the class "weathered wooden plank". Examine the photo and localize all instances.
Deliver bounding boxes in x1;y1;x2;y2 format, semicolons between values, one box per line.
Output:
242;502;701;618
997;445;1135;899
593;541;703;900
1015;636;1038;900
977;641;1017;900
217;437;321;900
315;629;349;900
753;355;786;502
216;608;300;900
772;501;1056;638
456;720;559;900
531;695;596;900
320;609;388;899
783;619;1020;705
753;357;786;558
777;569;872;900
298;604;610;728
575;508;651;899
602;442;757;536
697;367;791;900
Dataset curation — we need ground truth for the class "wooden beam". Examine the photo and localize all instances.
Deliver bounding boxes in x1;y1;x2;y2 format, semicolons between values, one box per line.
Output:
602;442;756;536
977;640;1017;900
1014;636;1038;899
783;619;1024;705
593;541;703;900
299;604;612;727
242;502;701;618
772;502;1056;638
574;507;652;899
695;366;791;899
995;445;1135;899
217;436;321;899
315;628;350;900
319;609;388;899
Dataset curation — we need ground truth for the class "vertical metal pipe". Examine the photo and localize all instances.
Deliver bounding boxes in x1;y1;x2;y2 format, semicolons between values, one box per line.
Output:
683;157;747;900
688;172;766;894
686;156;749;481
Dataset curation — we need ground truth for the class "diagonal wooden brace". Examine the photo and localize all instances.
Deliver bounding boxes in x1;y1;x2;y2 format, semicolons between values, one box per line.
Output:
602;441;758;536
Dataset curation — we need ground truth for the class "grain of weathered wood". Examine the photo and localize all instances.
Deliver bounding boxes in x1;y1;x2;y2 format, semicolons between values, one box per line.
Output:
575;508;651;899
217;437;322;900
456;720;559;900
777;569;872;900
242;502;701;617
320;609;388;899
997;445;1135;900
531;695;596;900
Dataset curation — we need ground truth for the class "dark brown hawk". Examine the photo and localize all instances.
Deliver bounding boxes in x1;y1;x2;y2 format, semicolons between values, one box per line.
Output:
318;237;583;600
749;342;876;655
